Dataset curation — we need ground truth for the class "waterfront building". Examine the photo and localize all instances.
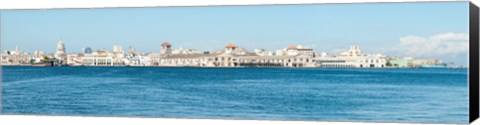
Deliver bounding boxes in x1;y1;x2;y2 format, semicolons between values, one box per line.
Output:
412;59;444;67
233;54;316;67
138;54;152;66
199;43;250;67
316;44;387;68
82;49;124;66
1;47;31;65
387;57;414;68
157;42;317;67
66;54;84;66
148;53;161;66
157;42;202;66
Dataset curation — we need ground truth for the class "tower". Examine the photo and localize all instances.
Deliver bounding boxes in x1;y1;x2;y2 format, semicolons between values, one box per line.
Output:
286;45;298;56
113;45;123;54
160;42;172;56
15;45;19;55
225;43;236;54
349;44;362;56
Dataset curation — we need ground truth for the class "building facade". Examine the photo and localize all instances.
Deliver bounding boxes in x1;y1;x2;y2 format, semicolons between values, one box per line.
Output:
156;42;317;68
0;40;448;68
316;44;387;68
1;46;31;65
82;49;115;66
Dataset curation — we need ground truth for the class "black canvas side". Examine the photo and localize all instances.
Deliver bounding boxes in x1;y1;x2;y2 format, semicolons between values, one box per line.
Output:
470;1;480;123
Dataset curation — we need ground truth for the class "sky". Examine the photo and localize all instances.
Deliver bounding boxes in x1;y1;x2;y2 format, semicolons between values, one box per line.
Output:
0;2;470;66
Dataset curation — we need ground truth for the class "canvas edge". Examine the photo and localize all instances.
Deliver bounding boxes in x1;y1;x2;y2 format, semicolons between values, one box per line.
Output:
0;10;3;114
0;1;475;124
0;1;469;11
469;1;480;124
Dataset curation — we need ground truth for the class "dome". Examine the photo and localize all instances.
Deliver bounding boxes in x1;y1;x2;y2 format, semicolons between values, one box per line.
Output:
83;47;92;54
57;40;65;50
287;45;297;50
225;43;236;48
161;42;172;47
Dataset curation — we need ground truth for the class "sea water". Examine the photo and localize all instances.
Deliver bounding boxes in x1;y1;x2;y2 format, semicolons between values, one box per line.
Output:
1;66;469;123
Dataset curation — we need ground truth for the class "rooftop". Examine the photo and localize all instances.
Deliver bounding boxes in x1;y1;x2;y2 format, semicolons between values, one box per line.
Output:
225;43;236;48
161;42;172;47
287;45;297;50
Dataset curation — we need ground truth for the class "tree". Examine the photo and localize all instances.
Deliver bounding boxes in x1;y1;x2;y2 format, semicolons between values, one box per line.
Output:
41;56;51;63
386;61;392;67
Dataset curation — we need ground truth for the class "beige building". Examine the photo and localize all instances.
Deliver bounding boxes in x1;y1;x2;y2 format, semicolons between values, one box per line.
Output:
411;59;443;67
157;42;317;67
81;45;126;66
1;46;31;65
82;49;118;66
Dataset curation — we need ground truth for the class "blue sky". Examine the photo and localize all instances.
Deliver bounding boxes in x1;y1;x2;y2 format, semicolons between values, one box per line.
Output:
0;2;470;66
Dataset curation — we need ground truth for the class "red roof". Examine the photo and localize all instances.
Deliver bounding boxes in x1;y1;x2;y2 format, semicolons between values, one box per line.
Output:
161;42;172;47
225;43;236;48
287;45;297;50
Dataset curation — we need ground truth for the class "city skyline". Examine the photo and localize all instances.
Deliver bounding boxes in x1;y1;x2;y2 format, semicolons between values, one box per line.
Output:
1;40;458;68
0;2;470;66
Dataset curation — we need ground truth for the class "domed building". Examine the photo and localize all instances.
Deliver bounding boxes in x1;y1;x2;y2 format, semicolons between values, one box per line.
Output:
55;39;66;61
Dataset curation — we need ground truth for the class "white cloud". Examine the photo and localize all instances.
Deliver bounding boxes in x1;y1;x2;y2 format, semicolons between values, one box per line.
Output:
393;32;468;57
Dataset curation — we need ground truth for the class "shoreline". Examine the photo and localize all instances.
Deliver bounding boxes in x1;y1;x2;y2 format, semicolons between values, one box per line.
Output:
0;65;468;69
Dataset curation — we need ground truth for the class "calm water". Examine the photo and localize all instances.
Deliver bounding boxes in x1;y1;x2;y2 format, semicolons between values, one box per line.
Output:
1;66;469;124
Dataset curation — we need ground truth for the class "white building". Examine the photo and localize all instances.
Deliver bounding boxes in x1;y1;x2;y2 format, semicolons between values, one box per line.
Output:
82;49;122;66
66;54;84;66
275;45;316;57
316;44;387;68
172;46;202;55
254;49;274;56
